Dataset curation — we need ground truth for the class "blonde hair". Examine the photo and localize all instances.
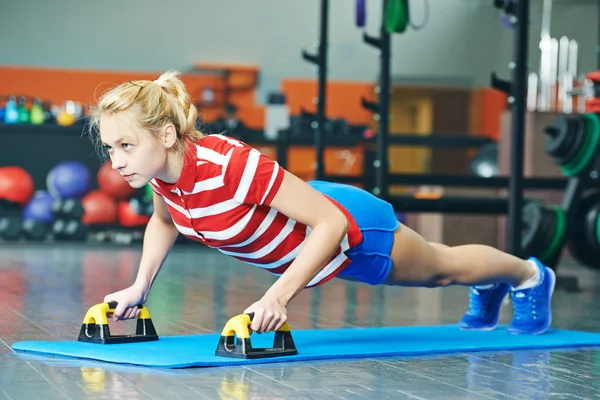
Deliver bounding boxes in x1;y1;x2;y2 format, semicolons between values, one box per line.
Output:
88;70;204;159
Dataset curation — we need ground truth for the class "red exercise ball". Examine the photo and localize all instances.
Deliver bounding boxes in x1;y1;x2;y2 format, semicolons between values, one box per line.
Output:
118;200;150;227
81;190;118;225
97;161;135;200
0;166;35;205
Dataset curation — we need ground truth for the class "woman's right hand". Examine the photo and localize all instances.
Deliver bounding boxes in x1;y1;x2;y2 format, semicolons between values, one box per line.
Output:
103;284;148;321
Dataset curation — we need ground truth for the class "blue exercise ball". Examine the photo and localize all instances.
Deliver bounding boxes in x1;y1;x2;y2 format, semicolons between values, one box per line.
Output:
46;161;91;199
22;191;55;223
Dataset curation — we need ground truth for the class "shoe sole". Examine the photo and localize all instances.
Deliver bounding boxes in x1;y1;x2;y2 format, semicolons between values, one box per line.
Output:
459;324;499;331
508;266;556;335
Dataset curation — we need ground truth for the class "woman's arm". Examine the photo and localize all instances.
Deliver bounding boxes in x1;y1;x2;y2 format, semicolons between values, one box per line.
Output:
244;170;349;333
265;170;349;302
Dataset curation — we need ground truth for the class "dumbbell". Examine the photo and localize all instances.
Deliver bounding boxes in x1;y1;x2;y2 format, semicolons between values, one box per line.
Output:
52;198;84;219
51;219;89;241
129;196;154;216
21;219;50;241
0;199;52;241
51;198;88;241
0;200;23;241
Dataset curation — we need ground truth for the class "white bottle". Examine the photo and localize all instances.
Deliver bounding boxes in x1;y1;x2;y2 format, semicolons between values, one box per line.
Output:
264;92;290;140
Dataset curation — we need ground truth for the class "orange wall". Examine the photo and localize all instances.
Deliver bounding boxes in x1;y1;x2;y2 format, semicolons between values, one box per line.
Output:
281;79;377;126
0;66;506;140
0;65;265;128
469;88;508;141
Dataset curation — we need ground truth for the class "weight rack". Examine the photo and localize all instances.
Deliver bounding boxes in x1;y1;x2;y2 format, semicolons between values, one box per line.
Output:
300;0;534;249
301;0;329;181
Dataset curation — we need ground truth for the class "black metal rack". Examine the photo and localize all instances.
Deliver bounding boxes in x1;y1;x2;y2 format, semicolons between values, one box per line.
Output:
295;0;535;257
301;0;329;181
360;0;392;199
504;0;530;257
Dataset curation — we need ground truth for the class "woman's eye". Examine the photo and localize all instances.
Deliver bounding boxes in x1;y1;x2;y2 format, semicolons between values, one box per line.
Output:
123;143;132;150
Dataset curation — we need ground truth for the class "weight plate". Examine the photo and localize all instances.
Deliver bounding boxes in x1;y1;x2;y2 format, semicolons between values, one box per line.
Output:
583;203;600;269
546;116;586;166
567;189;600;268
561;118;593;176
562;113;600;176
521;200;543;253
596;204;600;254
559;118;586;166
545;116;579;157
539;206;566;263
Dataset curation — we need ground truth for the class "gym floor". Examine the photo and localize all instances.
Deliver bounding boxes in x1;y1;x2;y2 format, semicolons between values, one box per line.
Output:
1;243;600;399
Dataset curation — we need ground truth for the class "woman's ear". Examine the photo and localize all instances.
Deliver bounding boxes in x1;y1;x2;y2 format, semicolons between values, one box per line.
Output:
161;124;178;149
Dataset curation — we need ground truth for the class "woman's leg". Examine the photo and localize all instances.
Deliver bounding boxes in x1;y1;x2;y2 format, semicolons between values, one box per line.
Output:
383;223;536;288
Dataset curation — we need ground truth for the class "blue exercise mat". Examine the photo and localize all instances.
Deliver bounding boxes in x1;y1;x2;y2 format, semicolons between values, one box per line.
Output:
12;325;600;369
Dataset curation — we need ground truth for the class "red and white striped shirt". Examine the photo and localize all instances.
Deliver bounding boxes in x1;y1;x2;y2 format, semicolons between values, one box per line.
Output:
149;134;362;287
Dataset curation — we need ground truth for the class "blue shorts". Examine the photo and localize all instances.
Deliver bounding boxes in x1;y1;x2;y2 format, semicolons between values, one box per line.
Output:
308;181;399;286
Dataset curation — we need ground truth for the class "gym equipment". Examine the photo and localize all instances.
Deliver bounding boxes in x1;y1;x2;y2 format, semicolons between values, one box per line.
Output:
521;200;566;270
0;199;21;240
469;142;498;178
12;324;600;369
494;0;517;28
0;166;35;205
118;200;151;227
52;198;85;220
43;101;55;124
78;302;158;344
584;202;600;268
46;161;92;199
356;0;366;27
215;313;297;359
81;190;118;225
0;199;22;240
21;191;54;240
301;0;329;180
22;191;55;223
51;198;88;241
51;219;88;241
29;99;45;125
0;217;21;241
567;189;600;270
17;96;29;123
384;0;409;34
21;219;50;241
128;195;154;217
97;161;135;200
57;101;77;127
544;113;600;176
3;96;18;124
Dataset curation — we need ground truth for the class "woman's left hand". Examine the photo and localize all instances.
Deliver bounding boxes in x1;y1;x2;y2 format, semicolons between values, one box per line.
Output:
244;295;288;334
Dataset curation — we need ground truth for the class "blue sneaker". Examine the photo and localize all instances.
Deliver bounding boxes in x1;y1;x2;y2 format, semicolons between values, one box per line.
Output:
508;257;555;335
459;283;510;330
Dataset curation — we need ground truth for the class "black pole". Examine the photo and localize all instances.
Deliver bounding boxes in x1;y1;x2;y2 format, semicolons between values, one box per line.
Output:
377;1;391;199
598;0;600;69
315;0;329;181
507;0;530;257
302;0;329;180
